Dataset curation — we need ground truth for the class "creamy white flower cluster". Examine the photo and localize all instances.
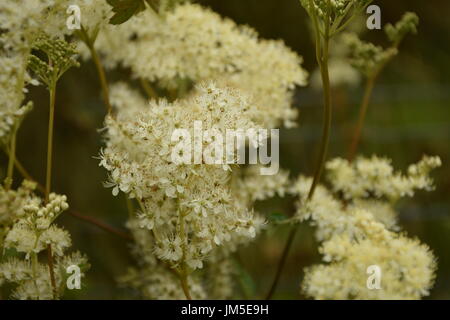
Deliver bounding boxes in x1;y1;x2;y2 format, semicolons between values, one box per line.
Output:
0;181;88;300
0;0;110;143
326;155;441;201
100;82;271;270
292;156;441;299
87;3;307;128
302;209;436;300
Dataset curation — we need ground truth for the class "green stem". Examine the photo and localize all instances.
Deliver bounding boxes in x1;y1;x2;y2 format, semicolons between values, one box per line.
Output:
31;252;40;299
79;27;112;115
45;84;56;203
140;78;158;99
90;45;112;115
47;244;58;299
180;273;192;300
307;2;332;201
347;75;377;161
266;1;333;300
5;125;17;190
45;82;59;298
265;226;298;299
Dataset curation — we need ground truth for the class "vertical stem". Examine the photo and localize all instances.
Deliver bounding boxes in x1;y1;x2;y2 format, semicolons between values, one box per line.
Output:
78;27;111;114
266;1;333;299
90;45;112;115
32;252;39;293
347;75;376;161
47;244;58;299
45;83;59;298
307;36;332;200
265;227;297;299
5;125;17;190
180;273;192;300
140;78;158;99
45;84;56;203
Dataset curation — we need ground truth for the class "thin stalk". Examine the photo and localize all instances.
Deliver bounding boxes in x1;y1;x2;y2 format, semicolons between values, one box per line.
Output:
140;78;158;99
347;40;401;161
45;82;58;297
180;273;192;300
266;0;333;300
68;210;133;241
31;252;40;297
307;4;332;201
265;227;298;299
47;244;58;299
45;83;56;203
79;27;112;115
347;75;377;161
5;125;17;190
126;196;134;219
90;45;112;114
307;63;331;197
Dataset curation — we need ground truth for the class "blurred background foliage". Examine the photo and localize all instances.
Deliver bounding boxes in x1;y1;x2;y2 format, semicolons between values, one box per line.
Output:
1;0;449;299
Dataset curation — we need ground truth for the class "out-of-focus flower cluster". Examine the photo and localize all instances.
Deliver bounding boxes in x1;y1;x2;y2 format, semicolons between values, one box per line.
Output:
291;155;441;299
0;0;111;144
0;181;89;300
85;3;307;128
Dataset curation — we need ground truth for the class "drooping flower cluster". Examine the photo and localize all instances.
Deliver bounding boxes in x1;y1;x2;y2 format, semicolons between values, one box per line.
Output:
292;155;441;299
0;183;89;299
86;3;307;128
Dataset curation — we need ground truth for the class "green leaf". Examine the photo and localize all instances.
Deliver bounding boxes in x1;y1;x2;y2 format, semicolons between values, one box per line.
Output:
233;259;256;299
108;0;147;25
269;212;288;223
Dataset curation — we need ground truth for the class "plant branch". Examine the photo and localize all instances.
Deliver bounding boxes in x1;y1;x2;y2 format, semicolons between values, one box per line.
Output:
265;227;298;299
79;27;112;115
5;125;18;190
47;244;58;299
45;83;56;203
68;209;133;241
347;75;377;161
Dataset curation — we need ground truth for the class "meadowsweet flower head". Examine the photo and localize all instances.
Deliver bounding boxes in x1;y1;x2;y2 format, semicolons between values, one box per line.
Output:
87;3;307;128
100;82;269;272
326;155;441;201
302;210;437;300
